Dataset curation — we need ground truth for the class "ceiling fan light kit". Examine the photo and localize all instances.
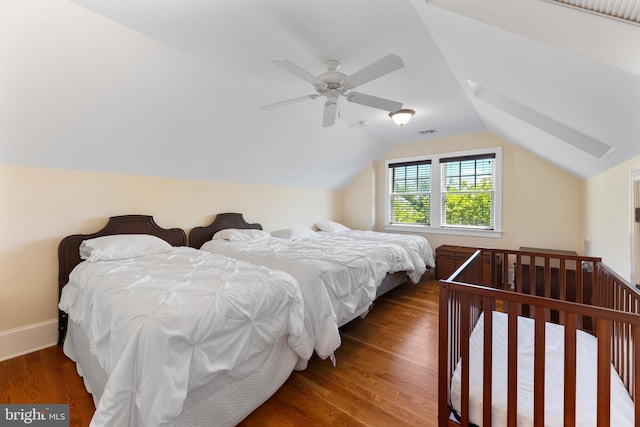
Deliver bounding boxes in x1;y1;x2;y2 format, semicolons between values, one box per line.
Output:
262;54;406;127
389;108;415;126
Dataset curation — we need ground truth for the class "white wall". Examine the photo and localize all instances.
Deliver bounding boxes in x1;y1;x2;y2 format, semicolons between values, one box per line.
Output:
584;155;640;281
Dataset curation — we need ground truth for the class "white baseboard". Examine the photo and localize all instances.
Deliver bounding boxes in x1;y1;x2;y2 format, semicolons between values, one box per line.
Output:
0;319;58;362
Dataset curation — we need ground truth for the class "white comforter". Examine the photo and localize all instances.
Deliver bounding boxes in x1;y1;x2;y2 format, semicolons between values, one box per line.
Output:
200;237;414;358
59;247;312;427
315;230;434;282
318;229;435;278
451;311;635;426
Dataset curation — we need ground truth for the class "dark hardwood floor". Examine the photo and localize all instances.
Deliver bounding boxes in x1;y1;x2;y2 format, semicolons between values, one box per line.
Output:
0;277;441;426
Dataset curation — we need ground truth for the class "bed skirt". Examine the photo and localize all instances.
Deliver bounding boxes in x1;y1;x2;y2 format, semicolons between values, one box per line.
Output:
64;320;298;426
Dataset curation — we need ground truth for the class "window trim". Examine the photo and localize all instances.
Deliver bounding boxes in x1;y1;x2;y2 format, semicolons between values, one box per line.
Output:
384;147;503;238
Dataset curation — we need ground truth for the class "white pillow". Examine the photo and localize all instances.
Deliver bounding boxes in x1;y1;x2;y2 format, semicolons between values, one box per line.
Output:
271;227;318;241
80;234;172;262
314;220;350;233
212;228;270;241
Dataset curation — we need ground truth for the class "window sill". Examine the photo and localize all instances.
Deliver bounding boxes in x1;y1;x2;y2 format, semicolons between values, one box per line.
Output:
384;224;503;238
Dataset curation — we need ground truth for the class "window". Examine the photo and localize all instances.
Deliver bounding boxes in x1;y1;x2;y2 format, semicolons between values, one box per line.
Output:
388;160;431;225
440;154;496;229
385;148;502;237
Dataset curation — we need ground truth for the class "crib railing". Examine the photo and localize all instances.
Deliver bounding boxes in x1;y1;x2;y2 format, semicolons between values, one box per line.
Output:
438;248;640;427
594;262;640;401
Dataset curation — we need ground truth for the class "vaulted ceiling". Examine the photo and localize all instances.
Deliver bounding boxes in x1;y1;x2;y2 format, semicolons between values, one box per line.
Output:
2;0;639;190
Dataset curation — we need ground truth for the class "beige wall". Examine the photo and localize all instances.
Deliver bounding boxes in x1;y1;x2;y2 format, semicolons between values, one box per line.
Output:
339;163;375;230
584;155;640;281
342;131;585;253
0;164;339;359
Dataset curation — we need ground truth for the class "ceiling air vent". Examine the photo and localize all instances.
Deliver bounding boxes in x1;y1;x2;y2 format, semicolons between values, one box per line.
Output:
418;129;437;135
548;0;640;24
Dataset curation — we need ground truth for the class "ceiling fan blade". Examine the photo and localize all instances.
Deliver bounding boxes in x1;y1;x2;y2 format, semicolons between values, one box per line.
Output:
346;54;404;88
260;94;319;110
270;58;324;86
322;94;339;127
345;92;402;112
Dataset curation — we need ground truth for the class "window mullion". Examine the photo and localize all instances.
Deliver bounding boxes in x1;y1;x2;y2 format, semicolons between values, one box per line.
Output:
432;161;441;228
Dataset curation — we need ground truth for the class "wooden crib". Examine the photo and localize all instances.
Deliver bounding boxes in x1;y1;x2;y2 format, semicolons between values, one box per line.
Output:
438;248;640;426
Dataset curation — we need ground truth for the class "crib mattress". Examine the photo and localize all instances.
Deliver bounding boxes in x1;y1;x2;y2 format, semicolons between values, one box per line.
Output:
450;311;635;426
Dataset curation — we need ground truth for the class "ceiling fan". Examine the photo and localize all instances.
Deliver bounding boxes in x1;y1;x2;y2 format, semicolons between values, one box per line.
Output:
261;54;405;127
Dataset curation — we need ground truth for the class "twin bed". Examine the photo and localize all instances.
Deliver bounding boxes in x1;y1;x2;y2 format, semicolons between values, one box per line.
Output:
58;213;434;426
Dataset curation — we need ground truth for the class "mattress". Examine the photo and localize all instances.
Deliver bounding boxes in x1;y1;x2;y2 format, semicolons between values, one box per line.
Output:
59;247;312;426
200;236;413;358
450;311;635;426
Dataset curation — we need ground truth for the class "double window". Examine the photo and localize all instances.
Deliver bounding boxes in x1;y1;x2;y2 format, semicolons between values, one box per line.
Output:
386;148;502;237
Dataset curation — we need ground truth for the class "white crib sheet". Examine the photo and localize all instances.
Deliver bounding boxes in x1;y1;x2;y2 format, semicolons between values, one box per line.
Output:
450;311;635;426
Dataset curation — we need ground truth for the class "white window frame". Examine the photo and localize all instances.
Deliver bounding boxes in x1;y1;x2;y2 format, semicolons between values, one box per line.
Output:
384;147;503;238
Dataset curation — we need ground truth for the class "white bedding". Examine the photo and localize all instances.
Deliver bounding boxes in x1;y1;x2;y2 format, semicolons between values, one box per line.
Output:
59;247;312;427
200;236;414;359
315;230;434;282
450;311;635;426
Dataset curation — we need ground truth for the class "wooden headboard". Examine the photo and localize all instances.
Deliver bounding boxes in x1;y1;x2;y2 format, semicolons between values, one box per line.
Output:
188;213;262;249
57;215;186;344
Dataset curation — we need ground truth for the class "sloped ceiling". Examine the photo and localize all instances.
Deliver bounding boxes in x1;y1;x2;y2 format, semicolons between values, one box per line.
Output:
2;0;639;190
413;0;640;178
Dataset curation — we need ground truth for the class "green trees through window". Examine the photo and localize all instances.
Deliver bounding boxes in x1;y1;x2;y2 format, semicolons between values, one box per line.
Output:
441;156;494;228
442;178;493;227
389;161;430;225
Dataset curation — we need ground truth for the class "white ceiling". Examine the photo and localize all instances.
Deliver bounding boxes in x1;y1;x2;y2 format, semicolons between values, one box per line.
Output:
2;0;639;190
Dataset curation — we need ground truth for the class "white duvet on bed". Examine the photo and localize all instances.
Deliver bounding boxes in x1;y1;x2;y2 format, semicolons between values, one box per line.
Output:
59;247;312;427
450;311;635;426
200;236;413;358
315;230;434;282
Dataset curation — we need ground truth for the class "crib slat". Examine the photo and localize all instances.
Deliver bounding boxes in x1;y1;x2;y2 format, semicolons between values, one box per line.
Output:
503;252;509;290
534;306;546;427
438;283;450;427
564;313;577;427
460;293;470;426
576;265;584;329
559;259;567;325
516;254;523;316
482;297;493;427
625;293;633;390
515;254;522;293
529;257;535;296
634;324;640;426
507;303;518;427
543;258;551;322
597;320;611;427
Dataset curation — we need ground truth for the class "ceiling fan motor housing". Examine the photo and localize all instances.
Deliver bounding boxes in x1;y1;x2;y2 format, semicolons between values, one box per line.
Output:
317;61;351;95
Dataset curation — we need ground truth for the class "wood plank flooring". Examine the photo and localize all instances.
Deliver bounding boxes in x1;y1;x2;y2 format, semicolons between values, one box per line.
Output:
0;277;441;426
